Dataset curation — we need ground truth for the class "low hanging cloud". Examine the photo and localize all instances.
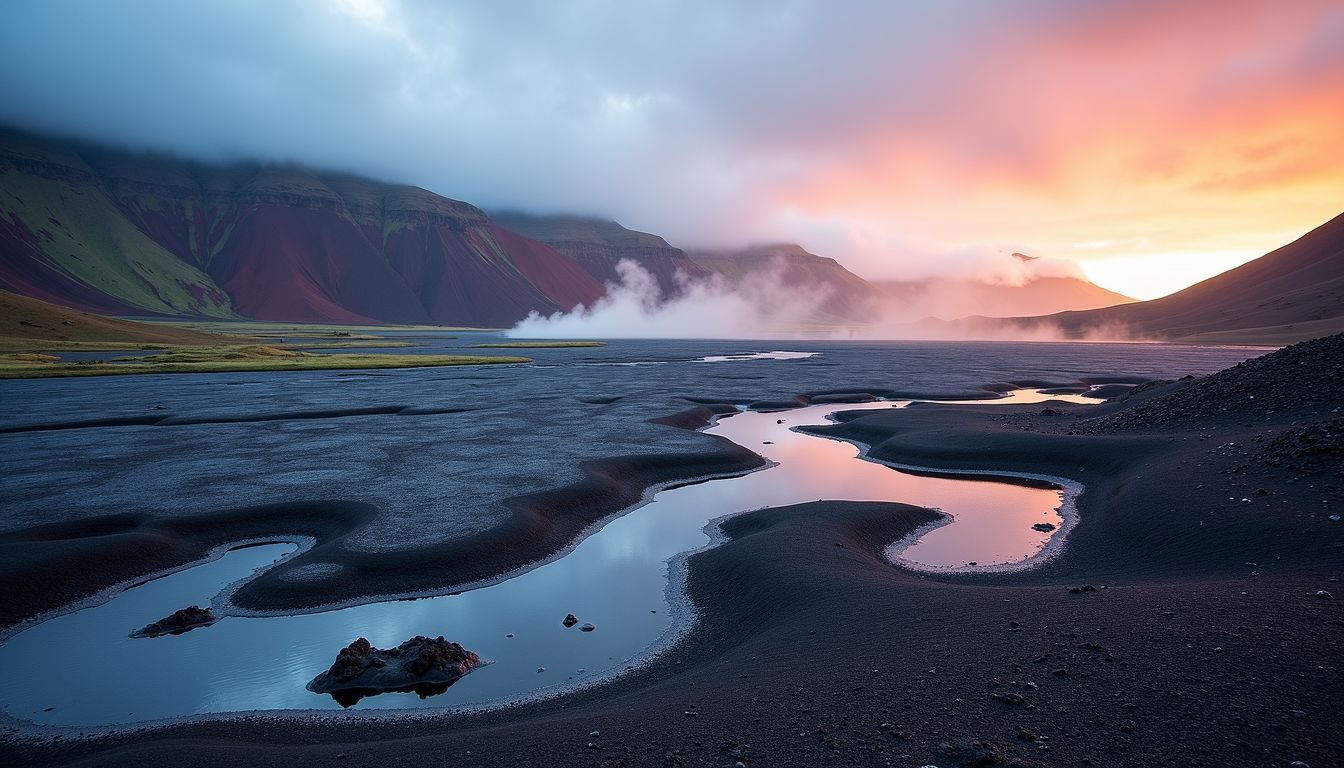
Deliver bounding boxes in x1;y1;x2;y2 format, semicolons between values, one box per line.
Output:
508;260;834;339
2;1;1341;297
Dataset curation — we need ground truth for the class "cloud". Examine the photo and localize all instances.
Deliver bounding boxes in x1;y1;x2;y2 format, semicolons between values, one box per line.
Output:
2;0;1342;295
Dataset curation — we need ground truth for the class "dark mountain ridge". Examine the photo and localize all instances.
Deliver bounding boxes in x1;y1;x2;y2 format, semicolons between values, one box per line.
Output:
490;211;709;298
0;128;603;325
1003;212;1344;343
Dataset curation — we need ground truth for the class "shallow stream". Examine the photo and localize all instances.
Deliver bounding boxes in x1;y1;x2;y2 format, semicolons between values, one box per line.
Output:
0;388;1096;727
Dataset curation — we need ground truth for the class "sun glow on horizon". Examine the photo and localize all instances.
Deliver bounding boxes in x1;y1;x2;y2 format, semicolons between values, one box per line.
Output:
1079;250;1268;301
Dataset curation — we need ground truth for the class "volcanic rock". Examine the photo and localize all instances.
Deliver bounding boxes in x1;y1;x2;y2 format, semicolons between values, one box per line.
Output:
306;635;482;707
131;605;218;638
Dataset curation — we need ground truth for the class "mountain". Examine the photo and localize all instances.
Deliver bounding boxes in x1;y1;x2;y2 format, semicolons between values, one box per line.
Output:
490;212;708;297
689;243;1133;323
876;275;1135;321
689;243;881;321
1006;212;1344;344
0;128;603;325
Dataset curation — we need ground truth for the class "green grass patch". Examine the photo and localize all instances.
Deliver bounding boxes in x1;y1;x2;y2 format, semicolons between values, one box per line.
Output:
471;341;607;348
161;320;486;335
0;345;529;379
278;341;418;350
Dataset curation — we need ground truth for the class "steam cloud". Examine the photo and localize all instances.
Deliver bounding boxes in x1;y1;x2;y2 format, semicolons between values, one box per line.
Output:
509;260;834;340
508;260;1139;342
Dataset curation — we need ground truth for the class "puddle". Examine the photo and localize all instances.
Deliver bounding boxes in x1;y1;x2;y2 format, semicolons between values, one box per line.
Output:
0;389;1096;726
693;351;818;362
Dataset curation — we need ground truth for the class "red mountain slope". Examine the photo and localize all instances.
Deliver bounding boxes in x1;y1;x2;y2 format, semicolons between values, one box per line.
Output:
0;127;608;325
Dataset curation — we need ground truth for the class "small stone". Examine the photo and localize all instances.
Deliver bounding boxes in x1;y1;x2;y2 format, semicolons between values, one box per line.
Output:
940;738;1004;765
1315;591;1333;600
579;623;596;632
537;667;546;673
1068;585;1097;594
563;613;579;627
1032;522;1056;532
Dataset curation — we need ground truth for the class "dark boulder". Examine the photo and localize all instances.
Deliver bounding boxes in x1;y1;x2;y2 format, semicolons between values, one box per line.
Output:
131;605;218;638
306;635;482;707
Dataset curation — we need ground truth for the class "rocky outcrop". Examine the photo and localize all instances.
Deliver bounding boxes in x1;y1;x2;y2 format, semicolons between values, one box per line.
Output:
306;635;483;707
131;605;218;638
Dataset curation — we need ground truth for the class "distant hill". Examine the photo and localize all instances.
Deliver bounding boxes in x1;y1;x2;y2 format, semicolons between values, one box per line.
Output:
690;243;1133;323
0;128;603;326
877;275;1135;321
1004;212;1344;343
689;243;881;321
490;212;708;297
0;289;229;348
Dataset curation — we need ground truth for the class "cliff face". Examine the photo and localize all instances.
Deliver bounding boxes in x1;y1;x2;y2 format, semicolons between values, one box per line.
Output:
0;129;603;325
490;212;709;298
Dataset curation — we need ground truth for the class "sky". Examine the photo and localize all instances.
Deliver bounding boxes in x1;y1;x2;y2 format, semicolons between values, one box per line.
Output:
2;0;1341;300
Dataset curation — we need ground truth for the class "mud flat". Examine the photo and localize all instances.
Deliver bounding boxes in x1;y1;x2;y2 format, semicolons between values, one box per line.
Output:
5;338;1338;767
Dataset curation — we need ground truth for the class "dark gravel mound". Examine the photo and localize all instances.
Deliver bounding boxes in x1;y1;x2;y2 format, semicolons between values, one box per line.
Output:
1089;333;1344;430
1259;416;1344;473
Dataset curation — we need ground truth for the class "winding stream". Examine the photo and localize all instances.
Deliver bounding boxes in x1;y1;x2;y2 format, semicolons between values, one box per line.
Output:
0;389;1097;727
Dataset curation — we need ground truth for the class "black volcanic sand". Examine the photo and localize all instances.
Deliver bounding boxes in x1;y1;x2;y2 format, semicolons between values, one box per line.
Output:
0;427;760;627
4;337;1343;766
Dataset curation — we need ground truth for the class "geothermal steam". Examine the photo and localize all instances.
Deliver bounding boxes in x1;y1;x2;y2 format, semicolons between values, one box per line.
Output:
507;257;1135;341
509;260;833;339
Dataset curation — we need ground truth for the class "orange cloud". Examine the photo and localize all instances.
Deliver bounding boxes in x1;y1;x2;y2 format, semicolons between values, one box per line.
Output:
750;1;1344;297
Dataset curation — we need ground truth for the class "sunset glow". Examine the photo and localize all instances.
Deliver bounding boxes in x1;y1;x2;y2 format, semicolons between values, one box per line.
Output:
2;1;1340;294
